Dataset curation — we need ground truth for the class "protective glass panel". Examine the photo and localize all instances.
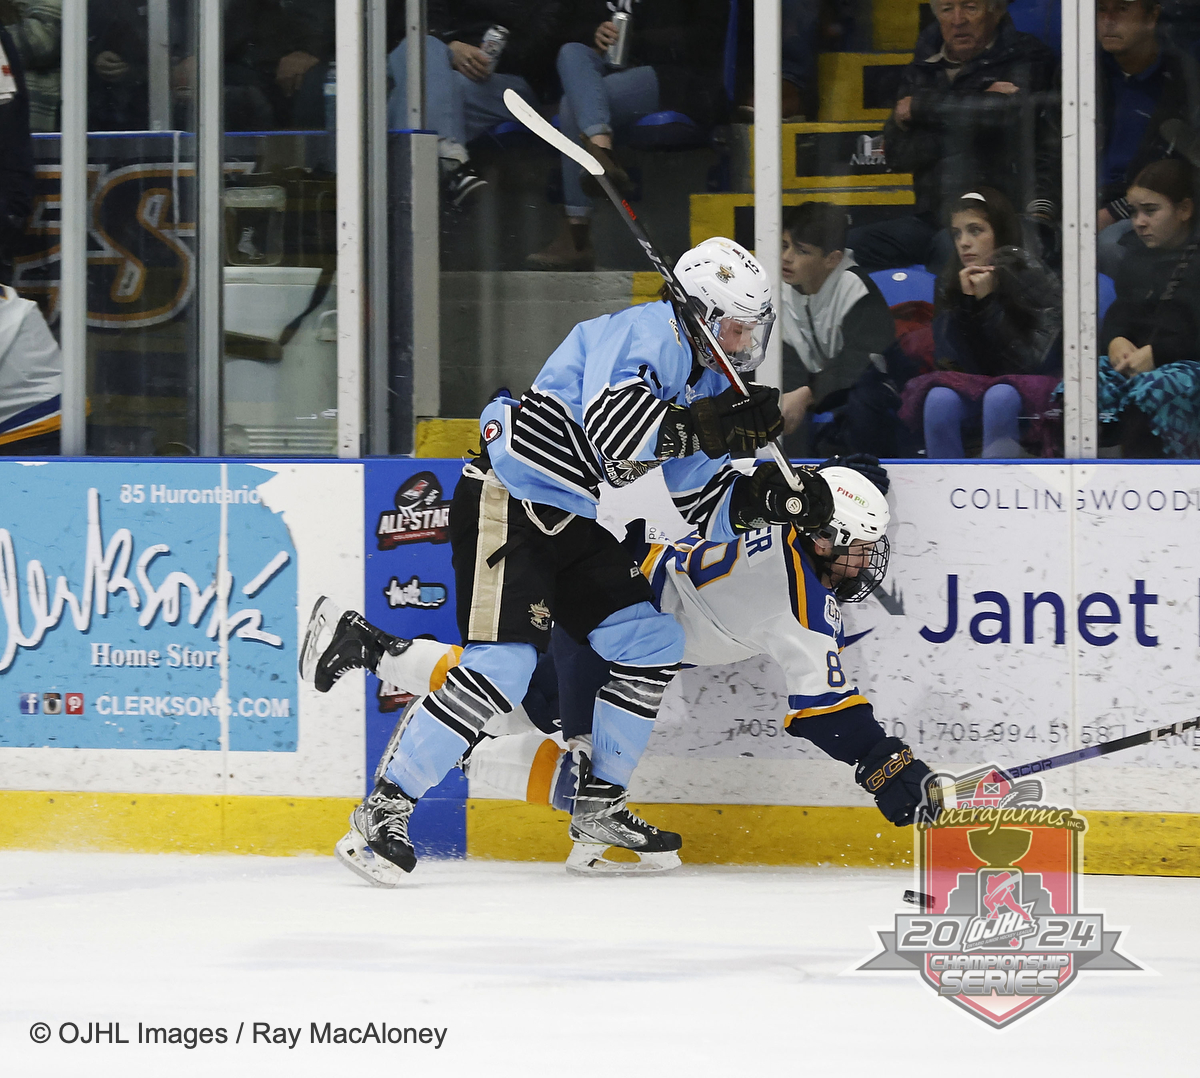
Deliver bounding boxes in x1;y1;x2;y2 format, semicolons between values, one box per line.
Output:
1095;0;1200;459
776;0;1064;461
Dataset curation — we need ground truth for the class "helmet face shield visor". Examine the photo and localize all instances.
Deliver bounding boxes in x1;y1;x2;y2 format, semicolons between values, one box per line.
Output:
707;310;775;373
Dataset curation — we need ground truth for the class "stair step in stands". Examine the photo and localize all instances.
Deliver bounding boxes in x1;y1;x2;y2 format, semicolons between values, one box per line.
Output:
818;52;912;122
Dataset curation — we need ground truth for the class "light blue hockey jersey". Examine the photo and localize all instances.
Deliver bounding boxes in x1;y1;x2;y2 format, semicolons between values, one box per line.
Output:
479;301;744;543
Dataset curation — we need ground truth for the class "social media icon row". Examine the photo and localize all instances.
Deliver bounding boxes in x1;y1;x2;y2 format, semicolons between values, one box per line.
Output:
18;692;84;715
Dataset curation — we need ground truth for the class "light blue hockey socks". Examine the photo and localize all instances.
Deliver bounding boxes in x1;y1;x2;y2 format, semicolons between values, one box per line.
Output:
385;642;536;798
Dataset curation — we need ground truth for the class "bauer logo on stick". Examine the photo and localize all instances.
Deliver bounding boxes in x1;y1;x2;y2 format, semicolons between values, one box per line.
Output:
859;763;1140;1028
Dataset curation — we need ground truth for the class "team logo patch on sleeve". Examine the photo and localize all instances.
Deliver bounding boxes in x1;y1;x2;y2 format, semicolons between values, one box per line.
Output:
824;594;842;633
483;419;503;444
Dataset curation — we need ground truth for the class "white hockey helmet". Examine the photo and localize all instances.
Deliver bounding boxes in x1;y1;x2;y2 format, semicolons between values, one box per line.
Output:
811;465;891;602
674;237;776;373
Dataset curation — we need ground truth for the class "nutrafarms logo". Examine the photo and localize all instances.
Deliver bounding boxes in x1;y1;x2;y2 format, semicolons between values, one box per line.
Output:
858;764;1140;1027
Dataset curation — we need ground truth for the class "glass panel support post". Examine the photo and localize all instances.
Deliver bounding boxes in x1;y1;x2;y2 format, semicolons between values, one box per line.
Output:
406;0;426;128
147;0;172;131
367;0;390;455
1062;1;1098;458
753;0;783;391
337;0;366;458
197;0;223;456
59;3;87;455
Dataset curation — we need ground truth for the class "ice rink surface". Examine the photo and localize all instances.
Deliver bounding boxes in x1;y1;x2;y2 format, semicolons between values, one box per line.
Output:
2;851;1196;1078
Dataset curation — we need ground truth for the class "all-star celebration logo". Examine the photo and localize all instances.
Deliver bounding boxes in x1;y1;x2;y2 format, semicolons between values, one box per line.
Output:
377;472;451;549
859;764;1140;1028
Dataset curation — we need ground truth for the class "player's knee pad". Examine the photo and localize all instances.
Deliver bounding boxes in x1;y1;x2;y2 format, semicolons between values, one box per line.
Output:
587;601;685;668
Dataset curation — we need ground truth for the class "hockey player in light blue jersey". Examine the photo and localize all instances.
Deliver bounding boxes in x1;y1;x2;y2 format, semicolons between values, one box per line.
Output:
304;237;835;885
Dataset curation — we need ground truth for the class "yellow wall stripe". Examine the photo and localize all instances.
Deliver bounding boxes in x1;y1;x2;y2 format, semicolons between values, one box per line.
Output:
466;799;1200;877
0;791;357;856
5;792;1199;876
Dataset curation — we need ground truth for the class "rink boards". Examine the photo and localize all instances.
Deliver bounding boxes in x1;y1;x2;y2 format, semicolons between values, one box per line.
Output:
2;458;1200;874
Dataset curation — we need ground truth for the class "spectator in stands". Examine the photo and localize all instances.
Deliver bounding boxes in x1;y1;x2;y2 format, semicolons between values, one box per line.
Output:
388;0;562;208
1096;0;1200;277
899;188;1062;457
847;0;1060;273
777;202;895;456
1099;159;1200;456
526;0;728;271
0;1;59;132
169;1;334;131
0;22;34;288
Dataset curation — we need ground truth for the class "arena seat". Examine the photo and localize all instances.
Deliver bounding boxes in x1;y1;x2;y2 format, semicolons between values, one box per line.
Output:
627;110;708;151
869;265;936;305
1098;272;1116;325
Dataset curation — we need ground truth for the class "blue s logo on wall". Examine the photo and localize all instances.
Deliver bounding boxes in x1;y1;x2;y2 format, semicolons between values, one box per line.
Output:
0;462;298;751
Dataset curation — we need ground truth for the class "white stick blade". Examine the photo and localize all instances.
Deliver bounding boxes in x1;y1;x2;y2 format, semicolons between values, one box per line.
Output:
503;88;604;176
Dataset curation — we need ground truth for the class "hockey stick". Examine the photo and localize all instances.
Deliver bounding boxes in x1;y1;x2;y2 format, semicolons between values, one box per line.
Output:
929;714;1200;810
503;89;807;499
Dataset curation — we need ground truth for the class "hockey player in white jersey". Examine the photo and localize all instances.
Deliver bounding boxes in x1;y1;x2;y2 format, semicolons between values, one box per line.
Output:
304;457;932;880
307;237;835;886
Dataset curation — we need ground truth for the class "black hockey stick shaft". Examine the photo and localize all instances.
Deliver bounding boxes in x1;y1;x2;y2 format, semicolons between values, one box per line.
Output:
931;715;1200;807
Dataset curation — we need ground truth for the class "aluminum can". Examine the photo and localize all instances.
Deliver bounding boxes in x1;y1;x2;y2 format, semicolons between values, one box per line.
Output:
481;25;509;73
606;12;632;69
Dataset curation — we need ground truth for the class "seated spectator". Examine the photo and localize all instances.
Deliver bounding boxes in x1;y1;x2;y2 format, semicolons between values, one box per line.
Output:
1099;159;1200;456
777;202;896;456
847;0;1060;273
526;0;729;270
899;188;1062;458
0;1;60;133
1096;0;1200;278
388;0;561;208
0;22;34;287
0;283;62;455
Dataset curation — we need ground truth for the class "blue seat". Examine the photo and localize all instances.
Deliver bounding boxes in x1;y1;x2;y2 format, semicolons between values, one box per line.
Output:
1007;0;1061;51
627;110;707;151
869;265;937;306
1098;272;1116;325
482;119;533;149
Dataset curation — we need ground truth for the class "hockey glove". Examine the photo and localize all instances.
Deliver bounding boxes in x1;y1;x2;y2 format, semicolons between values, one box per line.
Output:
818;452;890;495
656;402;726;459
855;736;934;827
729;463;834;532
689;383;784;458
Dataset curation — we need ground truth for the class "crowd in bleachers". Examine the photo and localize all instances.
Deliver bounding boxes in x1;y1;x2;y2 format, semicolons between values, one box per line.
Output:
3;2;1200;458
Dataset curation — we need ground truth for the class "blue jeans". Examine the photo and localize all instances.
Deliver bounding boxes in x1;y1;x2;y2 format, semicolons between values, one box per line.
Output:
556;42;659;217
386;37;535;158
924;384;1022;458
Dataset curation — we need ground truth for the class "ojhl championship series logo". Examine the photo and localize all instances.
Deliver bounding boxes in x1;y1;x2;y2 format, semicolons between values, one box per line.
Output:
860;765;1140;1027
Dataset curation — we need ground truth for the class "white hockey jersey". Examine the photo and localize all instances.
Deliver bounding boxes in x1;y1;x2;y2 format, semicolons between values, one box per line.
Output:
639;524;868;725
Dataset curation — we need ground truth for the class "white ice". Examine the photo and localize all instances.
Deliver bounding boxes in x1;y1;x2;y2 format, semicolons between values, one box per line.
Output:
2;852;1196;1078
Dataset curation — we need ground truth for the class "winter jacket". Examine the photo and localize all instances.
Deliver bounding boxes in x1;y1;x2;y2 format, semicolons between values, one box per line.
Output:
883;15;1060;221
1102;236;1200;368
0;26;34;286
2;0;59;132
933;246;1062;375
780;253;896;410
1097;42;1200;220
428;0;564;99
564;0;730;127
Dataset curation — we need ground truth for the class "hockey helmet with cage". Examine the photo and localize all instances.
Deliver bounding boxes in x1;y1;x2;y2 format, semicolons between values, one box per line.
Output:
810;465;890;603
674;237;775;373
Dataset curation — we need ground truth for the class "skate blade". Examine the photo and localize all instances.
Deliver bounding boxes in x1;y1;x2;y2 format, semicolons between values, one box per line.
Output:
333;827;411;887
565;843;682;876
299;596;342;687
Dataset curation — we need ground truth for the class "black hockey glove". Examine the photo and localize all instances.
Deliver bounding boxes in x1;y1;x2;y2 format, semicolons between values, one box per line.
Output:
657;402;726;459
855;736;934;827
690;383;784;457
729;463;834;532
818;452;890;495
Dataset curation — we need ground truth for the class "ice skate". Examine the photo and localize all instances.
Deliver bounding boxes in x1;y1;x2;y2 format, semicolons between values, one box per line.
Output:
299;596;412;693
334;778;418;886
566;754;682;875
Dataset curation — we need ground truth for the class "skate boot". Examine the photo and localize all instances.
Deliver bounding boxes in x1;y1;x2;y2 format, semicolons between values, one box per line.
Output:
334;777;418;886
566;753;682;875
299;596;411;693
